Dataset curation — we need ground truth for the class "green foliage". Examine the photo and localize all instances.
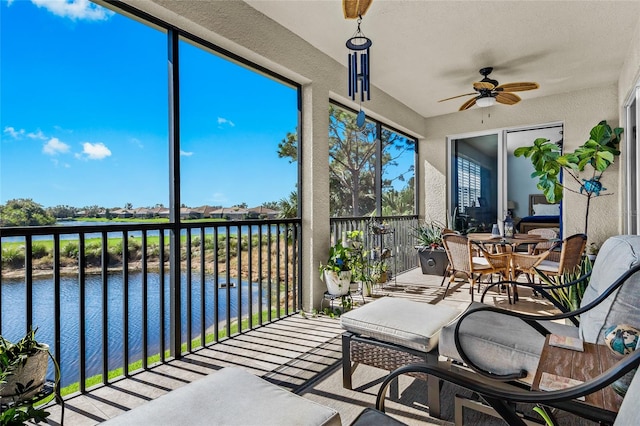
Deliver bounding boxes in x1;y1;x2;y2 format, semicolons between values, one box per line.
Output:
319;239;352;276
514;120;623;234
61;242;79;258
0;199;56;227
412;221;444;248
30;244;48;260
0;404;50;426
0;328;49;386
277;104;415;217
277;191;298;219
534;257;593;314
45;205;78;220
1;247;25;268
514;120;622;203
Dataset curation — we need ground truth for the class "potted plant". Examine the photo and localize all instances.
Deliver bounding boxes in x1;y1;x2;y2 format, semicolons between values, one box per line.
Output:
412;221;449;276
514;120;623;236
344;230;374;297
1;328;53;425
587;242;599;262
319;239;353;296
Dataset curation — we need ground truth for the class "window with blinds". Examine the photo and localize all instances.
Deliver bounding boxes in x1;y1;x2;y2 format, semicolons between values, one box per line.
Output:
457;156;481;213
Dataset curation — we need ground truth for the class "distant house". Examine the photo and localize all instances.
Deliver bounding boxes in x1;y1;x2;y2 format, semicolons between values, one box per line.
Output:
111;208;134;218
194;205;218;218
247;206;280;219
134;207;153;218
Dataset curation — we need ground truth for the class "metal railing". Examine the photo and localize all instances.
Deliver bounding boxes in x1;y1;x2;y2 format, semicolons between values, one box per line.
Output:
0;219;301;394
330;215;419;274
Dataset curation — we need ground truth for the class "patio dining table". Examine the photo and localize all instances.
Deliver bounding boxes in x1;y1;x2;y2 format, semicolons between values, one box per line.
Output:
468;233;557;302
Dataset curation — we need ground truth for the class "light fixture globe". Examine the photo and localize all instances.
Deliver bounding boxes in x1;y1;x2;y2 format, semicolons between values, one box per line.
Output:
476;96;496;108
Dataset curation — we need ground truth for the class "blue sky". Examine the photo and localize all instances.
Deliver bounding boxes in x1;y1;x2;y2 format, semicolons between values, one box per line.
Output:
1;0;298;209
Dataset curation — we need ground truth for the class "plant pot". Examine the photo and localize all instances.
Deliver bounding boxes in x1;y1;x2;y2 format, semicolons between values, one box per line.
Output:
323;270;352;296
0;344;49;404
416;247;449;276
362;282;372;297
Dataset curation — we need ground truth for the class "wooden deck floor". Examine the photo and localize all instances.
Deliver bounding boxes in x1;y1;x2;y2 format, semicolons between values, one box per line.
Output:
44;268;557;425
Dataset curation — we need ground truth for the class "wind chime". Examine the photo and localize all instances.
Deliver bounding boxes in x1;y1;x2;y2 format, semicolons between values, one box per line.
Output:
346;15;371;127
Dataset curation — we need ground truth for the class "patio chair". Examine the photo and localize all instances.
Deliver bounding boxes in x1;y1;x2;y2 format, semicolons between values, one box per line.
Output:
536;233;587;276
527;227;559;254
441;234;510;301
439;235;640;385
360;350;640;426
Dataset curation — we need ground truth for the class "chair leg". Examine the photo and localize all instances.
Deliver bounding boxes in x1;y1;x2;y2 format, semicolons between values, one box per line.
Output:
342;333;354;389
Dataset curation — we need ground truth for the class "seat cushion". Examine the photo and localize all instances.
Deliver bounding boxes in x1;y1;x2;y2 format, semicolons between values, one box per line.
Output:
614;369;640;426
579;235;640;343
340;297;461;352
439;302;579;381
102;367;340;426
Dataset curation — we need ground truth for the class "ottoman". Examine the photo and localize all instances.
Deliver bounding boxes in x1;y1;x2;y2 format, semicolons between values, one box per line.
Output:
340;297;462;419
102;367;341;426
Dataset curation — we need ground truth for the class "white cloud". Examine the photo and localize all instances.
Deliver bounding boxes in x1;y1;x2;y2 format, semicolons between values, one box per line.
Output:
217;117;235;128
130;138;143;149
30;0;114;21
180;150;193;157
43;137;70;155
79;142;111;160
3;126;25;139
27;130;47;140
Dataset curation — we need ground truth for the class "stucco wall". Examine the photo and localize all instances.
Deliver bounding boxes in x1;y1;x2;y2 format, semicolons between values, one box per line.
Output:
422;85;620;246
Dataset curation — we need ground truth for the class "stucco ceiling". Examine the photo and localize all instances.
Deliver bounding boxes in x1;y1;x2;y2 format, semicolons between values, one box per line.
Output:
244;0;640;119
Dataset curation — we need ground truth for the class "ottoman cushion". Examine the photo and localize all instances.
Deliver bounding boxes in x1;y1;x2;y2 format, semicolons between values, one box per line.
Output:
340;297;462;352
103;367;340;426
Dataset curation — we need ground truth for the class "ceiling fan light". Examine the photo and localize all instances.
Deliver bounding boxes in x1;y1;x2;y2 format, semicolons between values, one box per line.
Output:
476;97;496;108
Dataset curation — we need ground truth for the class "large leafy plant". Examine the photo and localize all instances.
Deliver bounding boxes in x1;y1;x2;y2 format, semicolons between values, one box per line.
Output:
514;120;623;235
412;221;445;249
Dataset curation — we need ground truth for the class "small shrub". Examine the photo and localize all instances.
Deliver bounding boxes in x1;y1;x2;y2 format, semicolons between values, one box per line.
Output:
31;243;49;259
61;242;79;258
2;246;25;268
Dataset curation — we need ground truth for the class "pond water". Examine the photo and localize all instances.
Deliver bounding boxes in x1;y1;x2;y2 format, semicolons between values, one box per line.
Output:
1;271;266;387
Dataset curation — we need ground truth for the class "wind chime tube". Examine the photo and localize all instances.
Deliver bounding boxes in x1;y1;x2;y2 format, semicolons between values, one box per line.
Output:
360;52;366;102
352;53;358;100
365;47;370;100
348;53;353;97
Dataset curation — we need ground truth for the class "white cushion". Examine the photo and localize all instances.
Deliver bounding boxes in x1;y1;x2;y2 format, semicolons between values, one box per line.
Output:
102;367;340;426
340;297;462;352
532;203;560;216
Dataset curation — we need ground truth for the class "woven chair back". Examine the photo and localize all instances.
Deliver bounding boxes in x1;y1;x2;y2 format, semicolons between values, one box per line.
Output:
557;233;587;274
442;234;471;274
527;228;558;252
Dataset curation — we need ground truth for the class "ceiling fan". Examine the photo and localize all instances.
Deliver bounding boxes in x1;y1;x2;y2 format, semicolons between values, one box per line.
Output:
439;67;539;111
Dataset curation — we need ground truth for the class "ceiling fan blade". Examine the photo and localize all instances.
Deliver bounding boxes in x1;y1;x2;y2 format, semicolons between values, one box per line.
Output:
343;0;373;19
495;82;539;92
496;92;521;105
438;92;476;102
473;81;495;90
459;97;478;111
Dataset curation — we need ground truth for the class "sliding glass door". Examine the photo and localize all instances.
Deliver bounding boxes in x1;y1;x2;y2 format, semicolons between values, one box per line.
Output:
448;133;500;233
448;124;563;235
624;86;639;234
